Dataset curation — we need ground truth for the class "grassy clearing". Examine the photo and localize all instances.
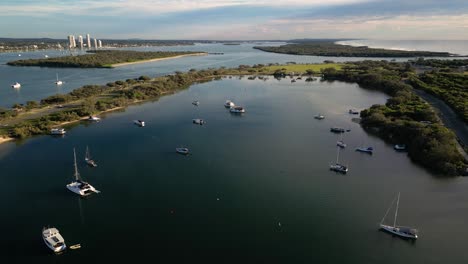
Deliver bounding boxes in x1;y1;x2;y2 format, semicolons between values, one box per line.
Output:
264;63;343;73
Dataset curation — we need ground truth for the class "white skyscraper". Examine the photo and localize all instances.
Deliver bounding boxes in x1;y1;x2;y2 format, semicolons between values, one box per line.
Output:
71;35;76;48
67;35;74;48
94;38;98;49
78;35;84;49
98;40;102;48
86;34;91;49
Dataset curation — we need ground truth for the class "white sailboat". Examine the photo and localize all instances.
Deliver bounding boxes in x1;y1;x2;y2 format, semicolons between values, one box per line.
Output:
330;146;348;173
55;73;63;85
337;133;347;148
379;192;418;239
85;146;97;167
66;148;99;196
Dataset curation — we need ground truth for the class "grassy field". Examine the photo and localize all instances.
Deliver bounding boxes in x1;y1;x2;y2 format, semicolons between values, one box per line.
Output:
264;63;343;73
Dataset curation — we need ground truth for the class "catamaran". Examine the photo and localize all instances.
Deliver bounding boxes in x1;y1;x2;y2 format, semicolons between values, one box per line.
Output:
380;192;418;239
55;73;63;85
66;148;99;196
42;227;66;253
337;133;347;148
330;146;348;173
85;146;97;167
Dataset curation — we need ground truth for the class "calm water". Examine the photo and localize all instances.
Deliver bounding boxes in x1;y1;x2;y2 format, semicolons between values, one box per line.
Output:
1;77;468;263
1;41;462;108
337;39;468;56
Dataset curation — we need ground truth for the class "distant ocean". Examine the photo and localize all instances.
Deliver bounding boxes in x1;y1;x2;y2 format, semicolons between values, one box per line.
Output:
336;39;468;56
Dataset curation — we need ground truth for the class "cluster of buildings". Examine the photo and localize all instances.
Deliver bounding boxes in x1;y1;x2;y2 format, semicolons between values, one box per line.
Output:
67;34;102;49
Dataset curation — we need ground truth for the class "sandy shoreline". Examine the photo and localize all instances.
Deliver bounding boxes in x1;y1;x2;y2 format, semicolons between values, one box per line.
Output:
0;136;14;145
111;52;207;67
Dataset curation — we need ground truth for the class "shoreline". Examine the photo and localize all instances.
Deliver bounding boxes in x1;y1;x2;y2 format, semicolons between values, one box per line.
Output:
0;136;14;145
110;52;208;67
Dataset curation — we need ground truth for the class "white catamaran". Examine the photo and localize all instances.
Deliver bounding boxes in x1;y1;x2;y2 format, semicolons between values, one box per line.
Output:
66;148;100;196
330;146;348;173
379;192;418;239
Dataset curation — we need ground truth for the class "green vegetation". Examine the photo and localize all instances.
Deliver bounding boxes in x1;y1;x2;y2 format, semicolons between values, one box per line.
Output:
264;63;343;73
7;50;205;68
254;41;452;57
322;60;467;176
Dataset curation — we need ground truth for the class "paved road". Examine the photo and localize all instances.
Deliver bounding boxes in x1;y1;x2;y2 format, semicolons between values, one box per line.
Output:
414;89;468;160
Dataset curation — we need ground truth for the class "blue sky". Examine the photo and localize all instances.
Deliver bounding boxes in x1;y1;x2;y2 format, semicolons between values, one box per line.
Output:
1;0;467;39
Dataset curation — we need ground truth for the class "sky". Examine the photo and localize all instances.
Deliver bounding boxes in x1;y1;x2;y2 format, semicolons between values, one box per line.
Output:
0;0;467;40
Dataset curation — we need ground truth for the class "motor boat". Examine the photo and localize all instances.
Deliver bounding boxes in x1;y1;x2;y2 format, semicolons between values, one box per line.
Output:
87;116;100;122
134;120;145;127
50;128;66;135
192;119;205;125
356;146;373;154
330;163;348;173
330;127;345;133
224;100;235;108
11;82;21;89
176;147;189;155
42;227;67;253
230;106;245;113
314;114;325;120
394;144;407;151
349;109;359;114
192;101;200;106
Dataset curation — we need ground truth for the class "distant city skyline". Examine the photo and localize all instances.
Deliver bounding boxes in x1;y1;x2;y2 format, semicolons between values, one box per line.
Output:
1;0;467;40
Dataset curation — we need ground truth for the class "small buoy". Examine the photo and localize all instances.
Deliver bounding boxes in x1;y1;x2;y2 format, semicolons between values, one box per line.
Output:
70;244;81;250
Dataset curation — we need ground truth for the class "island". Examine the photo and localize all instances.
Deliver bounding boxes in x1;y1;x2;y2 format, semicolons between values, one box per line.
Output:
0;61;467;176
6;50;207;68
253;41;454;57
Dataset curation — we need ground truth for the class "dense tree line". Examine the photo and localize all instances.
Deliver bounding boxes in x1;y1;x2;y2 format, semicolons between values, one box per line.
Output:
7;50;203;68
322;60;467;176
254;42;452;57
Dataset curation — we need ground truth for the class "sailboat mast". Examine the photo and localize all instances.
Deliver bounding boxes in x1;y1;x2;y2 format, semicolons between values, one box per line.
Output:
393;192;400;228
73;148;80;180
56;73;58;82
336;146;340;164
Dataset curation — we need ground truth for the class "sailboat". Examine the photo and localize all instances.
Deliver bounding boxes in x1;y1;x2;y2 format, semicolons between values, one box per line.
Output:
379;192;418;239
55;73;63;85
337;133;347;148
66;148;99;196
85;146;97;167
329;146;348;173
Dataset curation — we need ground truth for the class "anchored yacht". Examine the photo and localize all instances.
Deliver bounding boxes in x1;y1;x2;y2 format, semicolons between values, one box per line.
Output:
50;128;66;135
11;82;21;89
230;106;245;113
380;193;418;239
42;227;66;253
224;100;235;108
66;148;99;196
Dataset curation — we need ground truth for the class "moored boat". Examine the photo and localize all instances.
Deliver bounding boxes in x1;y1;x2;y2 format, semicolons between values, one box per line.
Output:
192;100;200;106
330;127;345;133
176;147;189;155
224;100;235;108
50;128;66;135
55;73;63;85
379;192;418;239
66;148;100;196
87;116;100;122
42;227;67;253
192;118;205;125
230;106;245;113
11;82;21;89
394;144;407;151
314;114;325;120
356;146;373;154
349;109;359;114
85;146;97;167
133;120;145;127
330;147;348;173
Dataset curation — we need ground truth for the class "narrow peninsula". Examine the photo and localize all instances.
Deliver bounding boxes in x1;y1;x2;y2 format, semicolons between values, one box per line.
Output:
254;41;454;57
6;50;207;68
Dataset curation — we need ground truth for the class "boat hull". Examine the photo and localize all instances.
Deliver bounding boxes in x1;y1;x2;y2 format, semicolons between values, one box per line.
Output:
380;224;418;239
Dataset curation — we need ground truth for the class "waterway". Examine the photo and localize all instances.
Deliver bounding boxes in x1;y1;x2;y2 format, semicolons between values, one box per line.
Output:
1;77;468;263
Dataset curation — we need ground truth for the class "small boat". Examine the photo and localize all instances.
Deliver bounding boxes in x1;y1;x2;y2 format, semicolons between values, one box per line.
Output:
230;106;245;113
192;100;200;106
176;147;189;155
394;144;407;151
50;128;66;135
11;82;21;89
330;127;345;133
192;118;205;125
330;147;348;173
44;55;49;58
380;192;418;239
134;120;145;127
70;244;81;250
337;133;346;148
297;77;302;80
85;146;97;167
291;79;296;83
55;73;63;85
224;100;235;108
314;114;325;120
42;227;67;253
66;148;100;196
87;116;100;122
349;109;359;115
356;146;373;154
